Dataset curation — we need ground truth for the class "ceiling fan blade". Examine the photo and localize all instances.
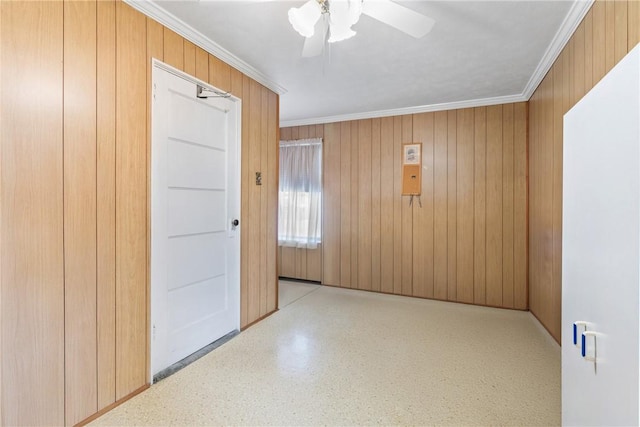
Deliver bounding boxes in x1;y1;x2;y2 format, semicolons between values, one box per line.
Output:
362;0;435;39
302;18;328;58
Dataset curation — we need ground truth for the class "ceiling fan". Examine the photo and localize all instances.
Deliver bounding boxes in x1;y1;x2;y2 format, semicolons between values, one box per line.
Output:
288;0;436;58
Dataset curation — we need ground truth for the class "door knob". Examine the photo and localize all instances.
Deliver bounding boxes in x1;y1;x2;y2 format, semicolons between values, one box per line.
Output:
232;219;239;227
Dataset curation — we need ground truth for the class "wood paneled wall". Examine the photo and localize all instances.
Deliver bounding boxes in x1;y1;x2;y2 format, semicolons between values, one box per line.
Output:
278;125;324;282
529;0;640;343
1;2;65;424
0;1;278;424
282;103;528;309
278;244;322;282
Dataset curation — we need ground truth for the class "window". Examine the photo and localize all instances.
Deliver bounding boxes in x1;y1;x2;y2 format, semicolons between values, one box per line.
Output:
278;138;322;249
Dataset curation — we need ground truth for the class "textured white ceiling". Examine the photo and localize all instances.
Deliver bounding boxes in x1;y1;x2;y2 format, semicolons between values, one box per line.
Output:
151;1;576;124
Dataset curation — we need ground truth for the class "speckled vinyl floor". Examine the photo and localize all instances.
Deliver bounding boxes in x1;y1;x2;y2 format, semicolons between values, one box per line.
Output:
91;282;560;426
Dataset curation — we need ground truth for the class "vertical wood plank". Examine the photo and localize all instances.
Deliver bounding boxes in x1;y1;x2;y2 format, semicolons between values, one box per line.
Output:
473;107;487;305
280;248;296;278
209;54;232;93
146;19;163;63
323;123;341;285
531;81;544;328
115;2;147;398
456;108;474;303
411;113;434;298
280;126;291;141
433;111;448;300
307;125;316;138
528;91;540;320
629;0;640;50
584;8;594;91
371;119;382;292
340;121;352;287
380;117;395;293
163;27;183;71
551;57;565;329
277;246;282;278
567;39;575;108
401;116;413;295
307;144;323;283
358;120;372;290
247;79;261;322
551;66;563;341
97;0;117;411
183;39;196;76
605;0;616;72
447;110;457;300
423;113;435;299
422;113;435;298
259;87;269;315
229;67;243;99
1;2;65;424
351;122;360;289
573;21;585;104
614;0;628;63
562;46;571;157
295;250;306;280
513;103;528;310
393;117;403;293
240;75;249;326
411;116;426;297
267;91;278;311
195;46;209;82
298;125;309;139
540;75;555;336
502;104;515;309
592;1;606;84
306;248;322;281
486;105;503;307
64;1;98;423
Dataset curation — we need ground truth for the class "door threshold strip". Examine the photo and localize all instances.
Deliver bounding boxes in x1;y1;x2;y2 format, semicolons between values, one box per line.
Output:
153;330;239;383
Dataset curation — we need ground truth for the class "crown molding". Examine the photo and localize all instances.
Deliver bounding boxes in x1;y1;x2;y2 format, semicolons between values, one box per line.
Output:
522;0;594;99
124;0;287;95
282;0;594;127
280;93;527;127
126;0;592;127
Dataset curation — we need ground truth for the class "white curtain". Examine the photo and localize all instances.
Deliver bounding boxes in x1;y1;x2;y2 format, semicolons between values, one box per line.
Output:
278;138;322;249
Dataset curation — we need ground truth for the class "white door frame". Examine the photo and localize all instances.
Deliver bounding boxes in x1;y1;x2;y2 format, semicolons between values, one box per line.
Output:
149;59;242;381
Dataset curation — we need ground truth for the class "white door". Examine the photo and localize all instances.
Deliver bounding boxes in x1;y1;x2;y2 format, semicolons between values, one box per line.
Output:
562;46;640;426
151;62;240;377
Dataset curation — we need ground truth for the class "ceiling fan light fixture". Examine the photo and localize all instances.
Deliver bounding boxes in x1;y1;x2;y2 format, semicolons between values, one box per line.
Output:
328;25;356;43
327;0;361;42
288;0;322;38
